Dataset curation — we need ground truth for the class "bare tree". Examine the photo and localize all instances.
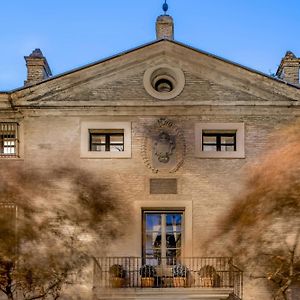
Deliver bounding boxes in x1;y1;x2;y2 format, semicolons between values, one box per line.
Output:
0;166;130;300
211;122;300;300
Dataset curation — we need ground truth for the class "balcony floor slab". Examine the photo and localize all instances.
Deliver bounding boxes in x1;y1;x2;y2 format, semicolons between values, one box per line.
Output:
93;287;235;300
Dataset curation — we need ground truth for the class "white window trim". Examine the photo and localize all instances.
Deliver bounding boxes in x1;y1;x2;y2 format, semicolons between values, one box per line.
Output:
0;120;24;160
195;123;245;158
80;121;131;159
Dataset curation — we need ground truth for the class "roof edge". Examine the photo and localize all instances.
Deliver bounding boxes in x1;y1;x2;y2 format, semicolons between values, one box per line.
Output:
3;39;300;93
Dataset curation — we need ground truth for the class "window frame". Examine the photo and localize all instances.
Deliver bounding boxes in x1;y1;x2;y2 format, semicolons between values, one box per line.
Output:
89;129;125;152
202;131;237;152
195;123;245;158
0;122;23;159
142;209;184;266
80;121;131;158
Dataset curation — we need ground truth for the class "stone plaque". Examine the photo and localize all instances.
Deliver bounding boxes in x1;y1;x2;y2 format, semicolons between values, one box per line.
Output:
150;178;177;194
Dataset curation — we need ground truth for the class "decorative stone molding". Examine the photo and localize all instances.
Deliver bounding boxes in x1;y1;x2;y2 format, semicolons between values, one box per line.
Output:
141;118;186;173
143;65;185;100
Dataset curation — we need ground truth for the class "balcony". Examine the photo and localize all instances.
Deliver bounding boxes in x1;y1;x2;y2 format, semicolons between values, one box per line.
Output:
93;257;243;300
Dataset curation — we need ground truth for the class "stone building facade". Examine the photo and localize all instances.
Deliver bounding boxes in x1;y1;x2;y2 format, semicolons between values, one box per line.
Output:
0;12;300;300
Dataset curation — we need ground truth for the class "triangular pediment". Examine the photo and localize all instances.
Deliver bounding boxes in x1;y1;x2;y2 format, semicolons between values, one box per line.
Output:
11;40;300;107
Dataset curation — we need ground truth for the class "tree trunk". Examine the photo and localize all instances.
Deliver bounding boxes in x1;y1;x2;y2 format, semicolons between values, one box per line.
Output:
7;292;14;300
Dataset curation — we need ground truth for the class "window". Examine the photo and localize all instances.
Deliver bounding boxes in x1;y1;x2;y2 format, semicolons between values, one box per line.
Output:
80;121;131;158
195;123;245;158
202;131;236;152
89;129;124;152
143;64;185;100
0;122;19;158
143;211;183;265
0;203;18;255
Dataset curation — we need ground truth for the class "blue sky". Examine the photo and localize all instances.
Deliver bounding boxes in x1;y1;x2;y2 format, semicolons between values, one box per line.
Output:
1;0;300;90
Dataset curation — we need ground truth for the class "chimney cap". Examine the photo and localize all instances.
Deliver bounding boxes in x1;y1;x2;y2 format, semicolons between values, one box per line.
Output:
29;48;44;58
284;51;297;59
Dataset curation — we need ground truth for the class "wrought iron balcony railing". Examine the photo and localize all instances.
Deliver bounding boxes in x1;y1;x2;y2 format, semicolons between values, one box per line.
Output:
93;257;243;299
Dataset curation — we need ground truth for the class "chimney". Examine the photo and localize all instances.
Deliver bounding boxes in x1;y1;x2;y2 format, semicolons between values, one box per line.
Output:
24;49;52;86
276;51;300;85
156;15;174;40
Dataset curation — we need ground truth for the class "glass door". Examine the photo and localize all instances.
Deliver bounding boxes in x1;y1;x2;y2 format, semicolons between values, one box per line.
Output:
143;211;183;265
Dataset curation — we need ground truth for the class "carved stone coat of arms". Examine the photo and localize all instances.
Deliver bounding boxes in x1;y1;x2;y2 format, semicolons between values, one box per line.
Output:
141;118;186;173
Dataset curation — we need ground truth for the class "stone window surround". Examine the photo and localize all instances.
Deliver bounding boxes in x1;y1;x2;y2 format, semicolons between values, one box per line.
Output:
134;200;193;258
0;120;24;159
80;121;131;158
195;123;245;158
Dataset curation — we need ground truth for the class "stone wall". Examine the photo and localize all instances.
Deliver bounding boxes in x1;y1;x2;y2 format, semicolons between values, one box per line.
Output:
1;105;298;299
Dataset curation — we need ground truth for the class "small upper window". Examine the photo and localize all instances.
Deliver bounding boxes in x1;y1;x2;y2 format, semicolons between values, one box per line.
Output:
202;131;236;152
143;65;185;100
195;123;245;158
0;122;19;158
89;129;124;152
80;121;131;159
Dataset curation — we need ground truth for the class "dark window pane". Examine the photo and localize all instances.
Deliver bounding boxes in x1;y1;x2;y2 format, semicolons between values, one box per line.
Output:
146;233;161;249
166;233;181;248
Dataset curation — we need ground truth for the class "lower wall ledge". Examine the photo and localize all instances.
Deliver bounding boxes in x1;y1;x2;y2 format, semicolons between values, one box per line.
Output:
93;287;235;300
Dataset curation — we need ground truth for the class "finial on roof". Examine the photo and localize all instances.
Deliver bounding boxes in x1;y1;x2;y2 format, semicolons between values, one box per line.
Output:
162;0;168;15
156;1;174;40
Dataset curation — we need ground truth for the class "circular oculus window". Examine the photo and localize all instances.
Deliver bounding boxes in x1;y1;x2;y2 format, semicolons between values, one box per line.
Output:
143;65;185;100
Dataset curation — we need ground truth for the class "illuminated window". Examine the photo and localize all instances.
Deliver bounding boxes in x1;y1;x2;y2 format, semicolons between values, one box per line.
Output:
0;123;19;158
